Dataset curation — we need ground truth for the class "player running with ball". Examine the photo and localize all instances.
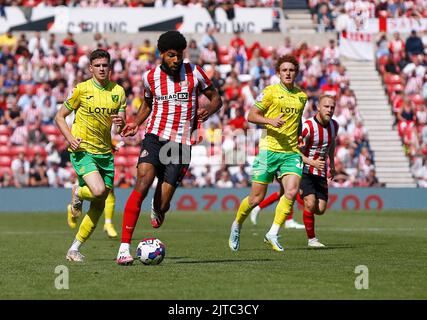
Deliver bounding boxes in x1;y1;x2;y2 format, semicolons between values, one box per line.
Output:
116;31;222;265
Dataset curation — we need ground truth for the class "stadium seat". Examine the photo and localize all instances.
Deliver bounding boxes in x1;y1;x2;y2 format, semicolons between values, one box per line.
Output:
377;55;388;66
0;156;12;167
0;125;11;136
10;146;26;156
125;146;140;157
41;124;61;136
218;45;229;55
126;156;138;167
0;135;8;145
0;166;12;177
219;54;230;65
0;145;12;156
26;146;47;158
384;74;402;85
114;156;127;166
409;94;425;106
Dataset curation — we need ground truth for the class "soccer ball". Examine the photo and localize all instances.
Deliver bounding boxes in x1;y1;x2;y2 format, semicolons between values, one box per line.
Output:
136;238;166;265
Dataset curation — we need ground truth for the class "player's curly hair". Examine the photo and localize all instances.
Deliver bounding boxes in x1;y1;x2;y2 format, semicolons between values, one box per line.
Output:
90;49;110;63
157;31;187;53
275;54;299;73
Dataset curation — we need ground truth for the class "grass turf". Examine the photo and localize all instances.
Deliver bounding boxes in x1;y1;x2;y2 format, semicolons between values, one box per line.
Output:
0;210;426;300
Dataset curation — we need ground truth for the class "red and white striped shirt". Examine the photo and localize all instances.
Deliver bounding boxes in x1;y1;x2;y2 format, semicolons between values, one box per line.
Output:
143;63;212;145
300;116;339;177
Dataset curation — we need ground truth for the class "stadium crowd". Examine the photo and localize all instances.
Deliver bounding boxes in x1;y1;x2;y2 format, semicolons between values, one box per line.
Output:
0;28;386;189
308;0;427;32
376;30;427;187
0;0;281;8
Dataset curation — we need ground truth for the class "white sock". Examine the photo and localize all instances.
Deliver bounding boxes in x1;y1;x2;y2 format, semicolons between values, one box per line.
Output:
105;219;112;224
267;223;281;236
70;238;82;251
232;220;242;230
119;243;130;253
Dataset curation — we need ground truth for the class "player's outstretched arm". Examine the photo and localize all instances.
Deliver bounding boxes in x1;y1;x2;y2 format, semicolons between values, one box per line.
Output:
121;96;152;137
198;85;222;122
54;105;82;151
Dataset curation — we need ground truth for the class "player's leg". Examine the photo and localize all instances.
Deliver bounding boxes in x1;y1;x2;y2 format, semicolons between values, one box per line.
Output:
103;189;118;238
117;162;156;265
250;190;281;225
151;181;176;228
229;182;269;251
69;152;108;218
117;134;162;265
307;194;328;248
264;152;302;252
66;193;107;262
264;174;300;251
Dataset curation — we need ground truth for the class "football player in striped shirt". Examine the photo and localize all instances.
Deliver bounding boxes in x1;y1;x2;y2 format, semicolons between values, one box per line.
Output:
55;49;126;262
229;54;307;252
116;31;222;265
299;94;338;247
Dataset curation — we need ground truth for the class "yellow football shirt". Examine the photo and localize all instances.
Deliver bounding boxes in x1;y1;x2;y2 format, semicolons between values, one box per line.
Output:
64;79;126;154
254;83;307;153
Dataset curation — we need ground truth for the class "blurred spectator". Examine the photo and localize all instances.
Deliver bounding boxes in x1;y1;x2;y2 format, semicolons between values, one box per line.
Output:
405;30;424;57
216;170;233;188
11;152;30;188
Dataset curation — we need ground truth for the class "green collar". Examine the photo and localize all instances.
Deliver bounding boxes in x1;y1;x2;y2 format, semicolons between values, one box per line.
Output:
92;79;110;90
279;82;297;93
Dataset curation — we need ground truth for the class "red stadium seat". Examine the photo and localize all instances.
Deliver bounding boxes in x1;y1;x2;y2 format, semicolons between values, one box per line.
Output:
377;55;388;66
384;73;402;85
219;54;230;65
126;156;138;167
0;125;11;136
0;135;8;145
26;145;47;158
41;124;61;136
409;94;425;106
125;146;140;157
0;145;12;156
10;145;27;156
115;156;127;166
0;166;12;177
0;156;12;167
218;45;229;55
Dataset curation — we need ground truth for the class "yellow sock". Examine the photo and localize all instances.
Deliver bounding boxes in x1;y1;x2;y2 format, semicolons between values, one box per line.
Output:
272;196;294;227
236;196;253;224
78;186;96;201
104;190;115;223
76;205;103;243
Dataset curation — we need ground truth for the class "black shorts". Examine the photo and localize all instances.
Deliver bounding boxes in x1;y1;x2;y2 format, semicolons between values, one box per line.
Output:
300;173;328;201
137;133;191;188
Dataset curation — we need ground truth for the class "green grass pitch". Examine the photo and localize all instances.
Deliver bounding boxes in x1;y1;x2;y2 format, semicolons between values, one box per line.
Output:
0;210;426;299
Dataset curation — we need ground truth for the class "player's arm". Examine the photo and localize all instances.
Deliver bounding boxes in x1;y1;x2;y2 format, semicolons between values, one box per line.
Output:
248;106;285;128
111;110;126;134
54;105;82;151
301;153;325;172
197;85;223;122
328;139;336;180
121;95;152;137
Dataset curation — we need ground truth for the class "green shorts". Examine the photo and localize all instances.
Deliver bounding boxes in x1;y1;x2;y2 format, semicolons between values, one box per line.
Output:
70;151;114;189
251;150;303;184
